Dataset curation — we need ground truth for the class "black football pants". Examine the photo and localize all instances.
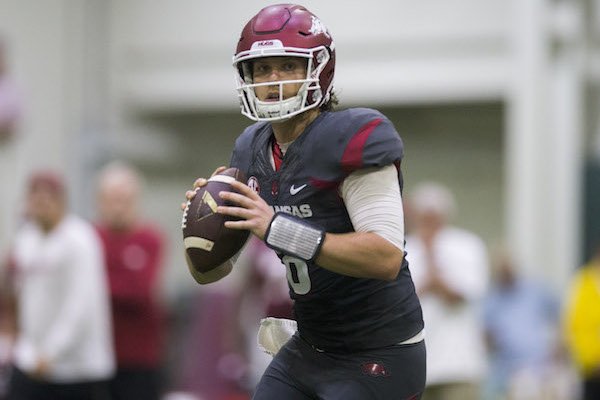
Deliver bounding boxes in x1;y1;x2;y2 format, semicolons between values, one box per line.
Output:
252;334;426;400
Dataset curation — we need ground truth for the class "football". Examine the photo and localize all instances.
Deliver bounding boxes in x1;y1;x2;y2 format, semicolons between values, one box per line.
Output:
182;167;250;273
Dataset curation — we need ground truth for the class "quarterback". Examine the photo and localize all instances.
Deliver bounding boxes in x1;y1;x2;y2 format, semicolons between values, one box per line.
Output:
185;4;426;399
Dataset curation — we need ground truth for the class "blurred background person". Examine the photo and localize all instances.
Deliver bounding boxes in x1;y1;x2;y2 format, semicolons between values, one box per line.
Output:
0;35;23;265
482;246;564;400
5;170;114;400
0;36;21;144
405;181;489;400
563;241;600;400
0;255;16;400
94;161;168;400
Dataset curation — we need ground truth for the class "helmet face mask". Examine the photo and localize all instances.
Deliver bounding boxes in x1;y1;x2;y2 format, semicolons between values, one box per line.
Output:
233;5;335;122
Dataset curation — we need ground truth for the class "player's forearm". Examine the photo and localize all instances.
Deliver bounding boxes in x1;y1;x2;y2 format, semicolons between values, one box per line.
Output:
315;231;403;281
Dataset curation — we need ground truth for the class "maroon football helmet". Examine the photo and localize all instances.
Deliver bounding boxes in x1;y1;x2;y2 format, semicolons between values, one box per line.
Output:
233;4;336;121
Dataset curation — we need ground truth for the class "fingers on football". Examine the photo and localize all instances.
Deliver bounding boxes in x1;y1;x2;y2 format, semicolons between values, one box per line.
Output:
193;178;207;189
218;205;248;219
185;189;198;200
218;190;254;209
223;218;250;230
222;212;264;235
182;187;198;210
210;166;228;177
191;166;227;189
228;180;258;198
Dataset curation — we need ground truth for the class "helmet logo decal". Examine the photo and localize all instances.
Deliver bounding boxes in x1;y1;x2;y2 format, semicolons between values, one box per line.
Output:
309;16;330;38
247;176;260;193
251;39;283;50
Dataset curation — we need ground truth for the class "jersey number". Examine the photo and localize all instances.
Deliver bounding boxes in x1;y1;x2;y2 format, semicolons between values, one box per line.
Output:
282;256;311;295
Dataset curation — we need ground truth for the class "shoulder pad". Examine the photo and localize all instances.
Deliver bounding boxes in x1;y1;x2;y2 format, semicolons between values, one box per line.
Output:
311;108;404;176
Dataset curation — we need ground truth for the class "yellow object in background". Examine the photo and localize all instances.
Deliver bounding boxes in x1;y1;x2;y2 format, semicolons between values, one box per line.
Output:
563;261;600;377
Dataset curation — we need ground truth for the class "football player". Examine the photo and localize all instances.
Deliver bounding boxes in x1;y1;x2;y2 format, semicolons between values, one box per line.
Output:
184;4;426;399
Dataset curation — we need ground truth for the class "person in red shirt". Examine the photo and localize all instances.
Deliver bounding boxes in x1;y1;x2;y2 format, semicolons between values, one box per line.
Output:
95;161;167;400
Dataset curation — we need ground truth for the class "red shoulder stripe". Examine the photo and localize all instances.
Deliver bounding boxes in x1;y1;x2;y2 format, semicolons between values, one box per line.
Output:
341;118;383;174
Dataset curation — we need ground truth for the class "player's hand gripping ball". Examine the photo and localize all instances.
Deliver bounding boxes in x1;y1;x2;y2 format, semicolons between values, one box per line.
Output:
182;167;250;273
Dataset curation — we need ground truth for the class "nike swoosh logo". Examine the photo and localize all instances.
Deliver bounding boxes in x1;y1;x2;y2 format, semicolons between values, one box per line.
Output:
290;184;307;195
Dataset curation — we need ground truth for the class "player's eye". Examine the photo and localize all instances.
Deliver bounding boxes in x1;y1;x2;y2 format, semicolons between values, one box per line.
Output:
282;62;297;71
254;64;271;76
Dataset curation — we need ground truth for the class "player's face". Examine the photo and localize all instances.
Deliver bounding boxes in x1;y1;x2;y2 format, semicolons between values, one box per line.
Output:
252;56;307;101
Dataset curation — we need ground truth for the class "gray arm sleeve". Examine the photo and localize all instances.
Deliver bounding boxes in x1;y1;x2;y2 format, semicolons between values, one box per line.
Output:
340;164;405;251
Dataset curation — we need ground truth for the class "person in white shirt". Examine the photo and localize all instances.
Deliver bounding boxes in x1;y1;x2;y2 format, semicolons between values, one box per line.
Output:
5;171;114;400
405;182;489;400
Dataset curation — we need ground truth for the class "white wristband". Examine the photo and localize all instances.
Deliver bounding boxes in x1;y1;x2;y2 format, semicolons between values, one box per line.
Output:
265;213;325;261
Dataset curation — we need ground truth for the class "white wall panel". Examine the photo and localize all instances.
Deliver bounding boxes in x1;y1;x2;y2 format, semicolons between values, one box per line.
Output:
109;0;511;110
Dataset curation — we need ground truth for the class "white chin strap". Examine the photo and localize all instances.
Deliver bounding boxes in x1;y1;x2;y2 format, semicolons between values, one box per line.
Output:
255;96;303;120
250;86;307;121
243;80;318;122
